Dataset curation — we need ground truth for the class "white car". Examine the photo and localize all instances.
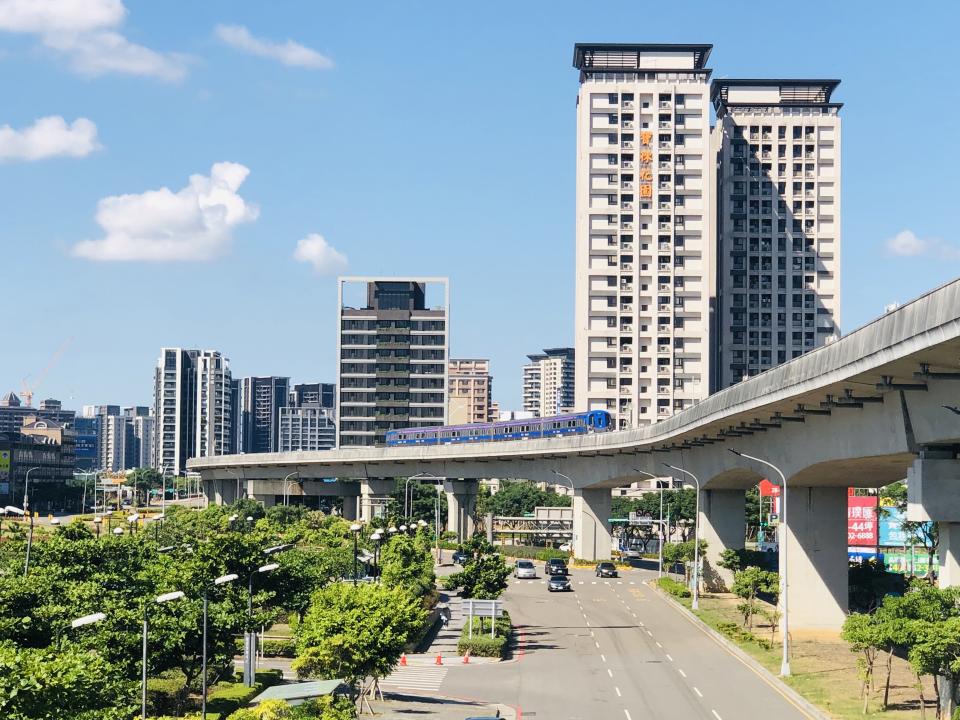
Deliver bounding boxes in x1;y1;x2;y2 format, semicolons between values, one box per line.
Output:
514;560;537;579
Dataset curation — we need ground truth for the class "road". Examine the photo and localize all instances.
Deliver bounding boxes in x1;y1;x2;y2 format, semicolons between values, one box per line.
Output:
441;565;811;720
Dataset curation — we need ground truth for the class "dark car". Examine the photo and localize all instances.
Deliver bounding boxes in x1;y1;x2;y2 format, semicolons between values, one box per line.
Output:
595;562;618;578
545;558;569;576
452;550;469;565
548;575;572;592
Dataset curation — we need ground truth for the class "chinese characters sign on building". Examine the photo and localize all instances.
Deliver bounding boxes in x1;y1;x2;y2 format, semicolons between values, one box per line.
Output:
848;494;878;547
639;131;653;198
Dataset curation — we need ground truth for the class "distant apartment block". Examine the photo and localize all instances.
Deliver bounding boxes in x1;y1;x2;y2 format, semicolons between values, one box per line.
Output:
448;359;494;424
290;382;335;410
0;393;76;434
153;348;232;475
523;348;575;417
711;79;841;388
574;44;713;429
236;376;290;454
337;278;449;447
279;406;336;452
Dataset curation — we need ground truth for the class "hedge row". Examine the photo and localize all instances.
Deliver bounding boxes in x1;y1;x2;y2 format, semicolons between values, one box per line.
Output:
261;638;296;658
497;545;568;561
456;612;511;658
657;576;691;598
204;669;283;719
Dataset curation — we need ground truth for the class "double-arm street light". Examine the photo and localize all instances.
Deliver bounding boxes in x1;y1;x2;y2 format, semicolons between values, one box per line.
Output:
552;470;600;558
633;469;671;578
244;562;279;686
143;591;186;720
282;471;300;507
729;448;791;677
202;574;239;719
662;463;702;610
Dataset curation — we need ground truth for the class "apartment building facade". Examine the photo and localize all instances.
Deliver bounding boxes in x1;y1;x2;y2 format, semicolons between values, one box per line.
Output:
236;376;290;454
278;406;336;452
448;359;494;425
573;44;714;430
290;382;335;410
711;80;841;388
153;348;232;475
337;278;449;447
523;348;575;417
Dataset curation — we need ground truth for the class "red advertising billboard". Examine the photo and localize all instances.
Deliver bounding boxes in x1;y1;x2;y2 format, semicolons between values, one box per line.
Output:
758;479;779;497
848;494;878;547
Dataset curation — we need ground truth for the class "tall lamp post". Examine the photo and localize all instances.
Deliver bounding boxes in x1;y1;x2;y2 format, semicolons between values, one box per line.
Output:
4;506;30;575
244;563;279;686
662;463;701;610
552;470;599;558
282;471;300;507
350;523;362;586
633;469;671;578
405;472;438;520
370;532;382;581
144;591;186;720
729;448;791;677
202;574;238;719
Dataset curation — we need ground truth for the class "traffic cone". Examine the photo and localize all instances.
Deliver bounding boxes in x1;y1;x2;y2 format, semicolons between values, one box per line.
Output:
400;653;407;667
462;650;471;664
435;654;443;665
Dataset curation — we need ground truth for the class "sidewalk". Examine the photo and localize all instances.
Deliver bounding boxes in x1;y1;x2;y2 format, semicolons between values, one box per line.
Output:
370;692;515;720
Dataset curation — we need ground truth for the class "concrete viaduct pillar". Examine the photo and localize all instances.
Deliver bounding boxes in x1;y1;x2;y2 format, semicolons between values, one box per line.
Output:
573;488;612;561
699;489;746;591
908;453;960;588
359;479;394;523
784;486;849;630
444;479;477;541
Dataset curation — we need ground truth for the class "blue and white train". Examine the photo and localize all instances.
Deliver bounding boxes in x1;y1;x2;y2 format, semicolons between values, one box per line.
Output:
384;410;612;446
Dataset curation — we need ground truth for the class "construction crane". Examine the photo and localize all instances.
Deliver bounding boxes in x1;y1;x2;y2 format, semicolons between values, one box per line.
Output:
21;338;73;408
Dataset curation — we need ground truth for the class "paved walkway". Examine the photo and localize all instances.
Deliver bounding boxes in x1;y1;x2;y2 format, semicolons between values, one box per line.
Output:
428;588;463;656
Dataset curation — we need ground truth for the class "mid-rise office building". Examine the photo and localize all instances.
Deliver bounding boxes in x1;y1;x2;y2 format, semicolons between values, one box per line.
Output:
573;44;713;429
290;383;335;410
153;348;232;475
337;277;449;447
711;80;841;388
1;418;76;506
523;348;575;417
0;393;76;434
448;359;494;424
236;376;290;453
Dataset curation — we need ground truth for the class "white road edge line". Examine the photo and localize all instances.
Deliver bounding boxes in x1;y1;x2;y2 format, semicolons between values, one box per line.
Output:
694;687;703;697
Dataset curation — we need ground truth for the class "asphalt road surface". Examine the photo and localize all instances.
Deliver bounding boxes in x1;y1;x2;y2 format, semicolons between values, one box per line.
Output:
442;565;811;720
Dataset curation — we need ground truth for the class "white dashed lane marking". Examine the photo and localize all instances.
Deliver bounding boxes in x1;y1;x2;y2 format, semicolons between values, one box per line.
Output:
694;687;703;697
678;668;687;678
712;711;723;720
615;686;622;697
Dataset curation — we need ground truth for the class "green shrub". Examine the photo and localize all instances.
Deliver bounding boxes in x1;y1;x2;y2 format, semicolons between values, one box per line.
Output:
497;545;568;561
147;669;189;716
457;634;507;658
657;576;691;598
261;638;296;658
206;670;282;718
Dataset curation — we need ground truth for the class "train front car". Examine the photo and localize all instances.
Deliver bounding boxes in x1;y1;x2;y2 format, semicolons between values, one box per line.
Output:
385;410;612;447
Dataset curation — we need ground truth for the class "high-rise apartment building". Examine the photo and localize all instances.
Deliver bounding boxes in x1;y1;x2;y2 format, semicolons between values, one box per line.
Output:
153;348;232;475
279;406;336;452
711;80;841;388
337;278;449;447
290;383;335;410
448;359;494;424
236;376;290;454
522;348;575;417
573;44;713;429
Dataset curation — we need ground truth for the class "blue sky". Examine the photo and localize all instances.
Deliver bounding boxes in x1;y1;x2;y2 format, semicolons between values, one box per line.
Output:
2;0;959;412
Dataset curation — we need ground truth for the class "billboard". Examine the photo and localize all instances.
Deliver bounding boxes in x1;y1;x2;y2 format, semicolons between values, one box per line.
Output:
0;449;10;478
879;507;910;547
848;494;879;547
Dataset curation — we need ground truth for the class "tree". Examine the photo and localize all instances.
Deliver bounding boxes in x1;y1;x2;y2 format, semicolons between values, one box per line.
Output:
293;583;426;706
731;566;779;631
475;481;570;518
848;558;906;613
881;481;938;579
379;534;434;597
910;617;960;719
126;468;163;507
841;613;886;713
662;539;707;582
445;537;511;599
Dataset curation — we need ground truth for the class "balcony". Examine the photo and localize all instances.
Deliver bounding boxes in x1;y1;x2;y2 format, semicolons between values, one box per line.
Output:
659;121;672;130
659;101;672;109
657;324;671;333
622;160;634;169
622;141;635;149
659;141;672;150
623;100;635;109
622;181;634;189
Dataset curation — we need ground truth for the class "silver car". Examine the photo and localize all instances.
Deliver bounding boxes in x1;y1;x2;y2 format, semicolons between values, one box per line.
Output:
514;560;537;579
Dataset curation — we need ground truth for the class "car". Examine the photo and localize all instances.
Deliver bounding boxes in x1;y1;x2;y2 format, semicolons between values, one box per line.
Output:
548;575;572;592
452;550;469;565
514;560;537;579
595;562;618;578
621;547;641;560
545;558;569;576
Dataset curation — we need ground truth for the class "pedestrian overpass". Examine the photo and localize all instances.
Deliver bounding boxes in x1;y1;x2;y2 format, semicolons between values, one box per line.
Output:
190;278;960;629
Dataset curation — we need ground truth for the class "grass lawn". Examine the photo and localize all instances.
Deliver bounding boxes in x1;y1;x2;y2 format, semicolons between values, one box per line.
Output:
657;582;935;719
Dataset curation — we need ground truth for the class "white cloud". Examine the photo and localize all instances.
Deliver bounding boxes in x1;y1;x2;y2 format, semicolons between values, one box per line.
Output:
72;161;259;262
0;115;100;162
885;230;960;261
0;0;187;81
215;24;333;70
293;234;348;275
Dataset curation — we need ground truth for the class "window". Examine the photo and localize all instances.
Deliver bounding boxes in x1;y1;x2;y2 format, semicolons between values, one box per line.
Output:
608;133;618;144
608;93;618;104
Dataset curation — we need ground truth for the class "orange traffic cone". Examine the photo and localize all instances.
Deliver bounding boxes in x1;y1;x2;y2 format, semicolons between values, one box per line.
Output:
462;650;471;664
400;653;407;667
435;654;443;665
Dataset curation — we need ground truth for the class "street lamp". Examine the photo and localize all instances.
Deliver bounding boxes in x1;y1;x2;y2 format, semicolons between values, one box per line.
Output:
281;471;300;507
202;574;238;719
128;513;139;536
350;523;362;586
404;472;437;520
23;466;39;515
370;532;382;581
633;469;669;578
93;515;102;538
729;448;791;677
57;611;107;649
662;463;701;611
5;506;31;576
244;563;279;686
552;470;599;559
143;591;186;720
113;527;124;536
